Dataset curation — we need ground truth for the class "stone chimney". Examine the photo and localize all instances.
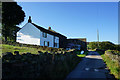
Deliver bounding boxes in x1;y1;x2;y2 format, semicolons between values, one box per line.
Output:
28;16;32;23
48;27;51;30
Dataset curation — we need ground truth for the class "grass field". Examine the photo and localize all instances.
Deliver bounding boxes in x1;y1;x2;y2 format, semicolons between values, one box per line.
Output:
77;51;89;57
1;44;50;56
2;44;88;57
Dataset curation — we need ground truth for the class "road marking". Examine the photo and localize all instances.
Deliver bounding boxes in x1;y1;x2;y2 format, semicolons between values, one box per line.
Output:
94;69;99;72
85;68;90;71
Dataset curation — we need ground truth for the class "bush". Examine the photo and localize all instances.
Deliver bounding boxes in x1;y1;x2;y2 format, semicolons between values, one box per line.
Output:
88;41;119;51
96;49;105;55
88;42;98;49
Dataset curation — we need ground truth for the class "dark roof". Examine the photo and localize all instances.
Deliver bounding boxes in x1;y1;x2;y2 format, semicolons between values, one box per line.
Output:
31;23;66;38
68;38;87;42
49;29;58;34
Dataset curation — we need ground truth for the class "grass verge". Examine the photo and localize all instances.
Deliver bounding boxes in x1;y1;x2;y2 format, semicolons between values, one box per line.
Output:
101;53;120;79
77;51;89;57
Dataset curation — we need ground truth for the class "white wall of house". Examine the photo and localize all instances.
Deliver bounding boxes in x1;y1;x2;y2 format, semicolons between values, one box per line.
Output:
40;31;54;47
40;31;59;48
16;23;59;48
16;23;40;45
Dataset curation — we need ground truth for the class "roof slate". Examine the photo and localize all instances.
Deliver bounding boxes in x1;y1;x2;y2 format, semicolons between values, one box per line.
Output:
31;23;66;38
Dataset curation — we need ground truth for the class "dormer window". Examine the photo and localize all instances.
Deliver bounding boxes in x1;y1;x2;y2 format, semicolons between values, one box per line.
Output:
42;32;47;38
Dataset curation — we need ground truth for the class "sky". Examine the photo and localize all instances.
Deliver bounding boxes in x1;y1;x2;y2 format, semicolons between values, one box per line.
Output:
15;0;120;2
17;2;118;44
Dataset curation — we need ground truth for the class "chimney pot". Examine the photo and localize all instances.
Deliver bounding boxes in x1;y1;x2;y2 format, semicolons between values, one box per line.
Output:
48;27;51;30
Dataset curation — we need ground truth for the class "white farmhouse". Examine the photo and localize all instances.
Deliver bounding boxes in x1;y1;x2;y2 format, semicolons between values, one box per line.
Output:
16;16;67;48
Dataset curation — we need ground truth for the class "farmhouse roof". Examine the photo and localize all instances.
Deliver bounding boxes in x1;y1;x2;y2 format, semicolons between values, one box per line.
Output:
68;38;87;42
31;23;66;38
27;16;66;38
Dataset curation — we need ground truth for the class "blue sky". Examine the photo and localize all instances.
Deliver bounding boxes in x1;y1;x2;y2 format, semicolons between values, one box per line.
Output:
17;2;118;44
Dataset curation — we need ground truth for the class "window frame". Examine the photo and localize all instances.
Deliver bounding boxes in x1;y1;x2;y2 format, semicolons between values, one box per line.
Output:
44;41;49;47
54;36;59;48
42;32;47;38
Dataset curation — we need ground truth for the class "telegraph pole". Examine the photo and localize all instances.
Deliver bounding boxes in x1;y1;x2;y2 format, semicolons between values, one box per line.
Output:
97;29;99;48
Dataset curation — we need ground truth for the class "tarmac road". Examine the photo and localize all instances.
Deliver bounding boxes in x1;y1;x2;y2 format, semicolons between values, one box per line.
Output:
65;51;116;80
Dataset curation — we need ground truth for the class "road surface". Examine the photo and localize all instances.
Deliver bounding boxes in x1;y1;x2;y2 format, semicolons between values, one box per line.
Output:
66;51;116;80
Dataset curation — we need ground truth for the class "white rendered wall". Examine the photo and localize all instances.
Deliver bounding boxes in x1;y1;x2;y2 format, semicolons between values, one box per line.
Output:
40;31;59;48
16;23;40;45
40;31;54;47
17;23;59;48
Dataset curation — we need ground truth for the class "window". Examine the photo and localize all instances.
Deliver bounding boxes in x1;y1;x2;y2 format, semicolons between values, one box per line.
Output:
54;37;59;43
42;32;47;38
54;36;59;48
47;42;49;46
44;41;49;47
54;43;58;47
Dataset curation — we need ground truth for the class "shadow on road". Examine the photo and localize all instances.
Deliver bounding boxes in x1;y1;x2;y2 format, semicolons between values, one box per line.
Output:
66;51;117;80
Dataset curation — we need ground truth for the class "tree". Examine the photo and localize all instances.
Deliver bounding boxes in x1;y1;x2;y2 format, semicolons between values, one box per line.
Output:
88;41;116;50
99;41;115;50
0;2;2;42
2;2;25;41
88;42;98;50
